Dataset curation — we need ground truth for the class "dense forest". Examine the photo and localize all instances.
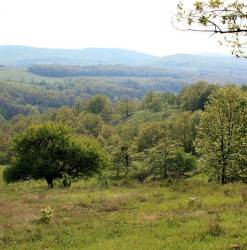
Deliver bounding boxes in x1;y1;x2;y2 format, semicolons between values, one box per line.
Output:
2;61;247;121
2;80;247;186
28;64;192;78
0;67;189;119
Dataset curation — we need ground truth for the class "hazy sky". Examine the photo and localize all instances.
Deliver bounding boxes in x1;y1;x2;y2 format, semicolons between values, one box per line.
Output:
0;0;229;56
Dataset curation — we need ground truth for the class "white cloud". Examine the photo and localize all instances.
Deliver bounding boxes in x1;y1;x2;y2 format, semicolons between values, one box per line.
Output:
0;0;229;56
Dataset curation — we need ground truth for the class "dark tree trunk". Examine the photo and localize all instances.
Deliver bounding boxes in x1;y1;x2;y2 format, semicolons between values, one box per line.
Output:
217;172;220;184
221;165;226;184
116;163;120;180
45;177;54;188
125;155;129;178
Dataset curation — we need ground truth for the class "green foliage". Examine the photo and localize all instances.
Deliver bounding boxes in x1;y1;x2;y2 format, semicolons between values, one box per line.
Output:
166;111;199;153
136;123;163;152
147;140;177;179
79;95;113;122
0;152;8;165
61;173;72;187
112;142;133;179
179;81;217;111
3;123;108;187
86;95;111;115
118;99;137;118
143;91;163;112
76;112;103;137
196;85;247;183
176;0;247;57
167;149;196;179
37;207;53;224
147;141;196;180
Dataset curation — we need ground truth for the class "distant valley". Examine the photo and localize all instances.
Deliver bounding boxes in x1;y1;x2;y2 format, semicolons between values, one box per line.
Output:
1;46;247;119
0;45;247;84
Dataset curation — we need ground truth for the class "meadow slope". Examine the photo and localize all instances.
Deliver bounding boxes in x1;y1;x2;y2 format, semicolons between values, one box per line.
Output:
1;166;247;250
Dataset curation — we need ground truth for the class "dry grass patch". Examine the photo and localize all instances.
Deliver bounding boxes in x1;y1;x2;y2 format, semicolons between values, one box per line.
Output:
98;196;127;212
143;213;162;222
241;188;247;204
0;200;38;225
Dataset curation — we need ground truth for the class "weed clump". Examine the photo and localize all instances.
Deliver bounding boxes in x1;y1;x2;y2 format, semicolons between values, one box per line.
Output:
61;173;72;187
37;207;53;224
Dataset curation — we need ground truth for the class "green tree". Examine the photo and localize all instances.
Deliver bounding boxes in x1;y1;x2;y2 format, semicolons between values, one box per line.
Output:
147;140;176;179
76;113;103;137
167;112;199;153
118;99;136;118
136;123;163;152
179;81;217;111
167;149;196;179
3;123;108;188
147;140;196;180
196;85;247;184
143;92;162;112
54;107;77;127
176;0;247;57
112;143;133;178
86;95;111;115
162;92;178;106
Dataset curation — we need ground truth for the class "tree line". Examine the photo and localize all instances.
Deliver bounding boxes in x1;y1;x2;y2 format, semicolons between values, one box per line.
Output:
2;81;247;186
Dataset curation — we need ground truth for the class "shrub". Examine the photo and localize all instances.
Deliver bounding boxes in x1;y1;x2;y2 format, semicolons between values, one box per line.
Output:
3;123;109;188
61;173;72;187
37;207;53;224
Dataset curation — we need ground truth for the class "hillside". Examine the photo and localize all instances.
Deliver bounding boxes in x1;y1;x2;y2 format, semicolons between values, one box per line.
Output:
154;54;247;83
0;46;157;66
0;46;246;84
1;166;246;250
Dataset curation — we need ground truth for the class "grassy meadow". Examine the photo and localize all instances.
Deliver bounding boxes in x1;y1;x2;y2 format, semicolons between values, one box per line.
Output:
1;166;247;250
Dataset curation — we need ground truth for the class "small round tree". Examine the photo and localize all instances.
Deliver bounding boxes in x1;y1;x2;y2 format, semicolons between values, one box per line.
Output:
3;123;108;188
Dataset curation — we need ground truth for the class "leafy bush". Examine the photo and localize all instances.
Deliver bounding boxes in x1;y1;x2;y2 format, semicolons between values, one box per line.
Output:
61;173;72;187
3;123;109;188
37;207;53;224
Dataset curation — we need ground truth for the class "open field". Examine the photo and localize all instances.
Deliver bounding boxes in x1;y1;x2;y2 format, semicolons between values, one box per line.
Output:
1;166;247;250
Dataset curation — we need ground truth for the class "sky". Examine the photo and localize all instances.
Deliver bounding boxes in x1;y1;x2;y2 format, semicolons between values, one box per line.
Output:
0;0;229;56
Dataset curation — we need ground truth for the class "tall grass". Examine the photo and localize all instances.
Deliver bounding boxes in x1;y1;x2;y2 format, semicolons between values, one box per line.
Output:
0;166;247;250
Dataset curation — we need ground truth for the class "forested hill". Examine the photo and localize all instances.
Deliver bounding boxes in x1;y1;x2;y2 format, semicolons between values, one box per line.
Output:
28;61;247;84
0;46;157;66
28;64;193;78
1;46;247;83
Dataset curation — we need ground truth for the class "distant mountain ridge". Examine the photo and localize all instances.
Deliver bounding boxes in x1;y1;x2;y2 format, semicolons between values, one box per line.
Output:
0;46;158;66
1;45;247;84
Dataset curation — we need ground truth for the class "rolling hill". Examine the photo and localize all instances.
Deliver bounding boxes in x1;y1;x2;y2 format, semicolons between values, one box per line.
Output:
1;46;247;84
0;46;157;66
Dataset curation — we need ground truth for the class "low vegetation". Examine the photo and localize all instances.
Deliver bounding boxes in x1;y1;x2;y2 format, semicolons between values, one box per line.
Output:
1;79;247;249
1;167;247;250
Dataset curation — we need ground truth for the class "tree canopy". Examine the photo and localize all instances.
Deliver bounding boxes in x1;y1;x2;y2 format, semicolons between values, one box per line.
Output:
179;81;217;111
3;123;108;187
196;85;247;183
176;0;247;57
